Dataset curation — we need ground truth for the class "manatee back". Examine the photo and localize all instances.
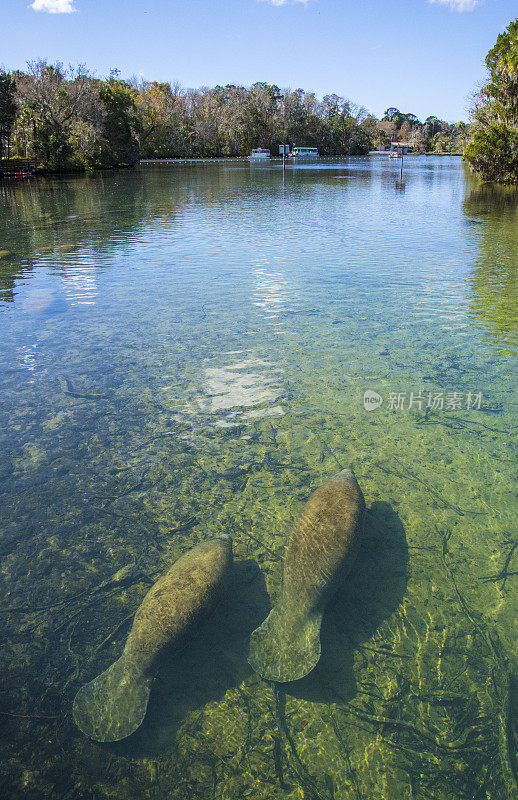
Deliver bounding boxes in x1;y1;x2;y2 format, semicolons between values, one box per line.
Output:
125;537;232;672
73;537;233;742
282;469;365;613
248;470;365;682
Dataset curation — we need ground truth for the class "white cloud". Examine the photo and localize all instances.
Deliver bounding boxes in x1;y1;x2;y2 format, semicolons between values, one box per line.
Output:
261;0;309;6
30;0;76;13
428;0;478;11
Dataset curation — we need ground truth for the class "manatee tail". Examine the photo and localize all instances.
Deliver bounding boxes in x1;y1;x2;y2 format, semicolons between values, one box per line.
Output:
248;606;322;682
73;656;151;742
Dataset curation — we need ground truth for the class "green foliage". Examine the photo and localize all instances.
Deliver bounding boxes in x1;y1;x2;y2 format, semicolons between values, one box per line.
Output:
2;61;468;168
384;107;400;123
5;64;379;167
464;123;518;183
98;78;139;166
376;108;468;154
486;18;518;79
465;17;518;183
0;71;17;157
31;116;72;168
382;108;420;129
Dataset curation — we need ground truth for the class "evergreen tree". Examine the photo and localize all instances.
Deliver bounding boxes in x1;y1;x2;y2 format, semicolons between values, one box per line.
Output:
0;72;17;159
464;18;518;183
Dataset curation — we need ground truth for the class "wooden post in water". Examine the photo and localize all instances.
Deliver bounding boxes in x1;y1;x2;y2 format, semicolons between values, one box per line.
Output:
284;144;288;172
280;143;288;173
396;143;404;180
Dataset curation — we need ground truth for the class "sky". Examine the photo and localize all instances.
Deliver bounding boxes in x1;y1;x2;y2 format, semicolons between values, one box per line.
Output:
2;0;516;121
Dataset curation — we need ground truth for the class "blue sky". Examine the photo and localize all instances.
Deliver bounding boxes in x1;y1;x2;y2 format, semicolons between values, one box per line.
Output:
3;0;516;121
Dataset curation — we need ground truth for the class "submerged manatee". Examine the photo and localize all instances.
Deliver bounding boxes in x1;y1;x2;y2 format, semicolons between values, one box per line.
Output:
73;536;232;742
248;469;365;682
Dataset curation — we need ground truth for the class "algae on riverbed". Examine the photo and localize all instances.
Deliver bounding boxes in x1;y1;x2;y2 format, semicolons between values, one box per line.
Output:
0;160;516;800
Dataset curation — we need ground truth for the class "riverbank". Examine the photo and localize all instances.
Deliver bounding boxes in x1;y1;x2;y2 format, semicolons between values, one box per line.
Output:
0;157;137;179
2;152;467;180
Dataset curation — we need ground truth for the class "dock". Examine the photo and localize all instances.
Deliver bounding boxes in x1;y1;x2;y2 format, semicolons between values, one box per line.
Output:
0;158;36;179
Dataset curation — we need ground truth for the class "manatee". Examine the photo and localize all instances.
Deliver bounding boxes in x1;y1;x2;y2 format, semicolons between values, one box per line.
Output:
248;469;365;682
73;536;232;742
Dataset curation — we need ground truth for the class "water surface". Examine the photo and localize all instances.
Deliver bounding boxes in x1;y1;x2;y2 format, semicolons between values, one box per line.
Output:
0;157;517;800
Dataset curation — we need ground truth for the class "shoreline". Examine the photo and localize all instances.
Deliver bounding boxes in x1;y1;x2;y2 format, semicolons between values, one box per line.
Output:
1;152;464;180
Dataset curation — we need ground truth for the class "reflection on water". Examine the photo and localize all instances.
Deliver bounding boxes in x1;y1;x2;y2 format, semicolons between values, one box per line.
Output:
58;260;99;307
464;183;518;356
253;265;293;320
0;158;516;800
194;357;283;414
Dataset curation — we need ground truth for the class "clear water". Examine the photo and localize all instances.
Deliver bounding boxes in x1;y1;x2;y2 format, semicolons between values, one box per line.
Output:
0;157;516;800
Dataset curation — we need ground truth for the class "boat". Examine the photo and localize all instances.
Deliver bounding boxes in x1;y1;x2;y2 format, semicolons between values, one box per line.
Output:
249;148;271;160
289;147;319;159
1;170;32;180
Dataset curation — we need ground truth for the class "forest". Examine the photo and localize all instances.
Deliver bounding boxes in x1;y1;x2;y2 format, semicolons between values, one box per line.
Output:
0;62;468;171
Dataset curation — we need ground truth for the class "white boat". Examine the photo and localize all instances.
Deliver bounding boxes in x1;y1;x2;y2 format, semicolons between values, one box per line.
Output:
249;148;271;160
289;146;319;159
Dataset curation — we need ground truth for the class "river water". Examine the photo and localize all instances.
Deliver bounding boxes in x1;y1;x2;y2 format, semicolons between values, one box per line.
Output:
0;157;516;800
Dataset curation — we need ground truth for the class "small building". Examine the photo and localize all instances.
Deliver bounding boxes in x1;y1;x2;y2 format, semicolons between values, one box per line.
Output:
390;142;409;155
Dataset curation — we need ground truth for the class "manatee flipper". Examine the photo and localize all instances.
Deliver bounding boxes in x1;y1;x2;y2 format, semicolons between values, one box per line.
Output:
73;657;151;742
248;606;322;683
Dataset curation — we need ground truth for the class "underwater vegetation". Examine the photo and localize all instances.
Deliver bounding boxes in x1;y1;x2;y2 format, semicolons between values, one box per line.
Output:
0;395;515;800
0;162;516;800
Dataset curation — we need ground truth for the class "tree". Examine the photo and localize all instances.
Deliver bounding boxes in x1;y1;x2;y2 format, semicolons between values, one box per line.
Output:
384;107;400;122
464;18;518;183
6;62;472;168
98;76;139;166
464;123;518;183
0;72;17;159
408;125;428;152
15;61;101;168
399;120;412;142
134;80;188;157
425;116;442;136
377;118;397;146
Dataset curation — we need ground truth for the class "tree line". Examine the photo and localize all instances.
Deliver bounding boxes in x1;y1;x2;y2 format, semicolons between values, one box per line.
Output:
0;60;471;171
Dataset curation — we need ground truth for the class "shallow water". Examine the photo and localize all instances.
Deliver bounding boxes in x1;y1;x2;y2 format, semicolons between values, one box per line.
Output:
0;157;517;800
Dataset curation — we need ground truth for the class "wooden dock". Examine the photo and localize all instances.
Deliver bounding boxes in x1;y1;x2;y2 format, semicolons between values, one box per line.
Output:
0;158;36;179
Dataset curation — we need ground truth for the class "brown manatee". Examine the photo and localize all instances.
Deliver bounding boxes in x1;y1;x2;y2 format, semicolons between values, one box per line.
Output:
248;469;365;682
73;536;232;741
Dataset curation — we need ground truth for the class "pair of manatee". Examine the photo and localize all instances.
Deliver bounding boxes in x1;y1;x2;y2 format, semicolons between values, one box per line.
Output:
73;468;365;742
